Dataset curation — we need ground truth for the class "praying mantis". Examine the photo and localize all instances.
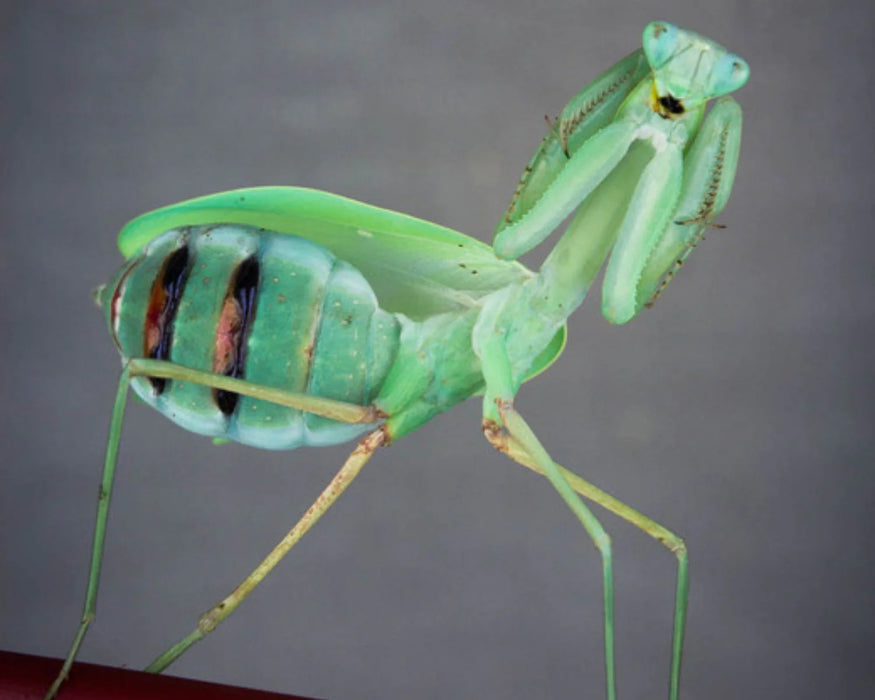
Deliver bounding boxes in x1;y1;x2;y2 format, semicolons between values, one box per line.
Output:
46;21;748;699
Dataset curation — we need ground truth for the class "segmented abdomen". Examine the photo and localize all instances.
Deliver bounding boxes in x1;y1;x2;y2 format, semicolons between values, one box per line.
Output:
105;225;400;449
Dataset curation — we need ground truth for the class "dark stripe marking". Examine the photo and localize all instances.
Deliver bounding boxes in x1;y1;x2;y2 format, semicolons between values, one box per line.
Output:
144;243;191;393
658;94;685;117
213;255;261;416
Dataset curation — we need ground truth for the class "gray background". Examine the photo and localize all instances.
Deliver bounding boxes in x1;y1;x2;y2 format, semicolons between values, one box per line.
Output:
3;1;873;699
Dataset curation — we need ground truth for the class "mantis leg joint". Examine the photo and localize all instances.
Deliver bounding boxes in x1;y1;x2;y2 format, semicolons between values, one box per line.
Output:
592;530;612;556
197;602;226;636
667;535;688;559
482;418;508;453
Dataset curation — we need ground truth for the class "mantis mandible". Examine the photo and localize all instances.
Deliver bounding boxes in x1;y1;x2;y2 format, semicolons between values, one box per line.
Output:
47;21;748;700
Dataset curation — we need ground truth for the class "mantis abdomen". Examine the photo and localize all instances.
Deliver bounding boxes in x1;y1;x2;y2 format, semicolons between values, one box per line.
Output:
102;225;401;449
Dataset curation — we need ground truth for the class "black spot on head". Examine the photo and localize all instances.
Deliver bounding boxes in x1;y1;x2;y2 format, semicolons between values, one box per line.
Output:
659;94;685;115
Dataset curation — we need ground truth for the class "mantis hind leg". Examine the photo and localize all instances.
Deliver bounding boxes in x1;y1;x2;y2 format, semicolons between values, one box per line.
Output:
45;359;385;699
44;364;135;700
146;425;387;672
483;421;688;700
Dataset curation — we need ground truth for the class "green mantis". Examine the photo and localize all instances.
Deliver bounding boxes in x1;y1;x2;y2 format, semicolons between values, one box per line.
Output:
47;21;748;700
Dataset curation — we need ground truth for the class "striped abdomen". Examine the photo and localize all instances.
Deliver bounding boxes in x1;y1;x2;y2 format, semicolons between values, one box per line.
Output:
103;225;401;449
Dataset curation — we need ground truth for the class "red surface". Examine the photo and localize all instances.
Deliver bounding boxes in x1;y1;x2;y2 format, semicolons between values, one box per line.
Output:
0;650;321;700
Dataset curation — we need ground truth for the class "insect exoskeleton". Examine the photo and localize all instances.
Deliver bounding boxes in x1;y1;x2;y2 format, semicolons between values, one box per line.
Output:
100;225;400;449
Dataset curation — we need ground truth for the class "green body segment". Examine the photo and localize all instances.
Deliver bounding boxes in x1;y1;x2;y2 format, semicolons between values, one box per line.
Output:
166;228;260;438
233;233;335;443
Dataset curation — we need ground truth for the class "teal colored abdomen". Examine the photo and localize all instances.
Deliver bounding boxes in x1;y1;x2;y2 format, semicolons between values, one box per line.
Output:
105;225;400;449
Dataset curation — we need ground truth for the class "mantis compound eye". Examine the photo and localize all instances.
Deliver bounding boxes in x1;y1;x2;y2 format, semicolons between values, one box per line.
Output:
712;55;750;96
642;21;679;69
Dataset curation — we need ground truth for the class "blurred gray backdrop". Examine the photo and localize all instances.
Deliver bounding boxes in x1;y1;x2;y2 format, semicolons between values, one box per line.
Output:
3;1;873;699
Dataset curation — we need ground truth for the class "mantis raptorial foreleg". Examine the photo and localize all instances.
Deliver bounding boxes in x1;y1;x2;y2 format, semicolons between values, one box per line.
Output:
495;121;641;261
496;94;743;324
146;425;387;672
500;49;650;228
599;141;684;323
495;22;747;325
637;97;744;308
45;359;386;699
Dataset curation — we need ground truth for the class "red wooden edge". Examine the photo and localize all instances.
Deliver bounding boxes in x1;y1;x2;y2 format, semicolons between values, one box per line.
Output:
0;650;322;700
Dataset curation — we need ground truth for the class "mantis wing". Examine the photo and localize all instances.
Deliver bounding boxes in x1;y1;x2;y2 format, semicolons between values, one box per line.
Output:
116;186;565;380
119;187;528;317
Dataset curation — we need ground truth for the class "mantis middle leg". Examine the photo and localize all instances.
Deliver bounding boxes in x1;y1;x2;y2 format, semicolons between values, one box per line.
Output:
478;335;617;700
492;400;618;700
146;425;387;672
483;421;688;700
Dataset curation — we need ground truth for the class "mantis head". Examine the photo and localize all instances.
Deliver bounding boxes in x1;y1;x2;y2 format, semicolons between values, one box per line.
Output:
643;21;749;117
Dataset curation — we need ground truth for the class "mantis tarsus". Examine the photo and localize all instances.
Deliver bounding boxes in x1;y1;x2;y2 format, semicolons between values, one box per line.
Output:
46;21;748;699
